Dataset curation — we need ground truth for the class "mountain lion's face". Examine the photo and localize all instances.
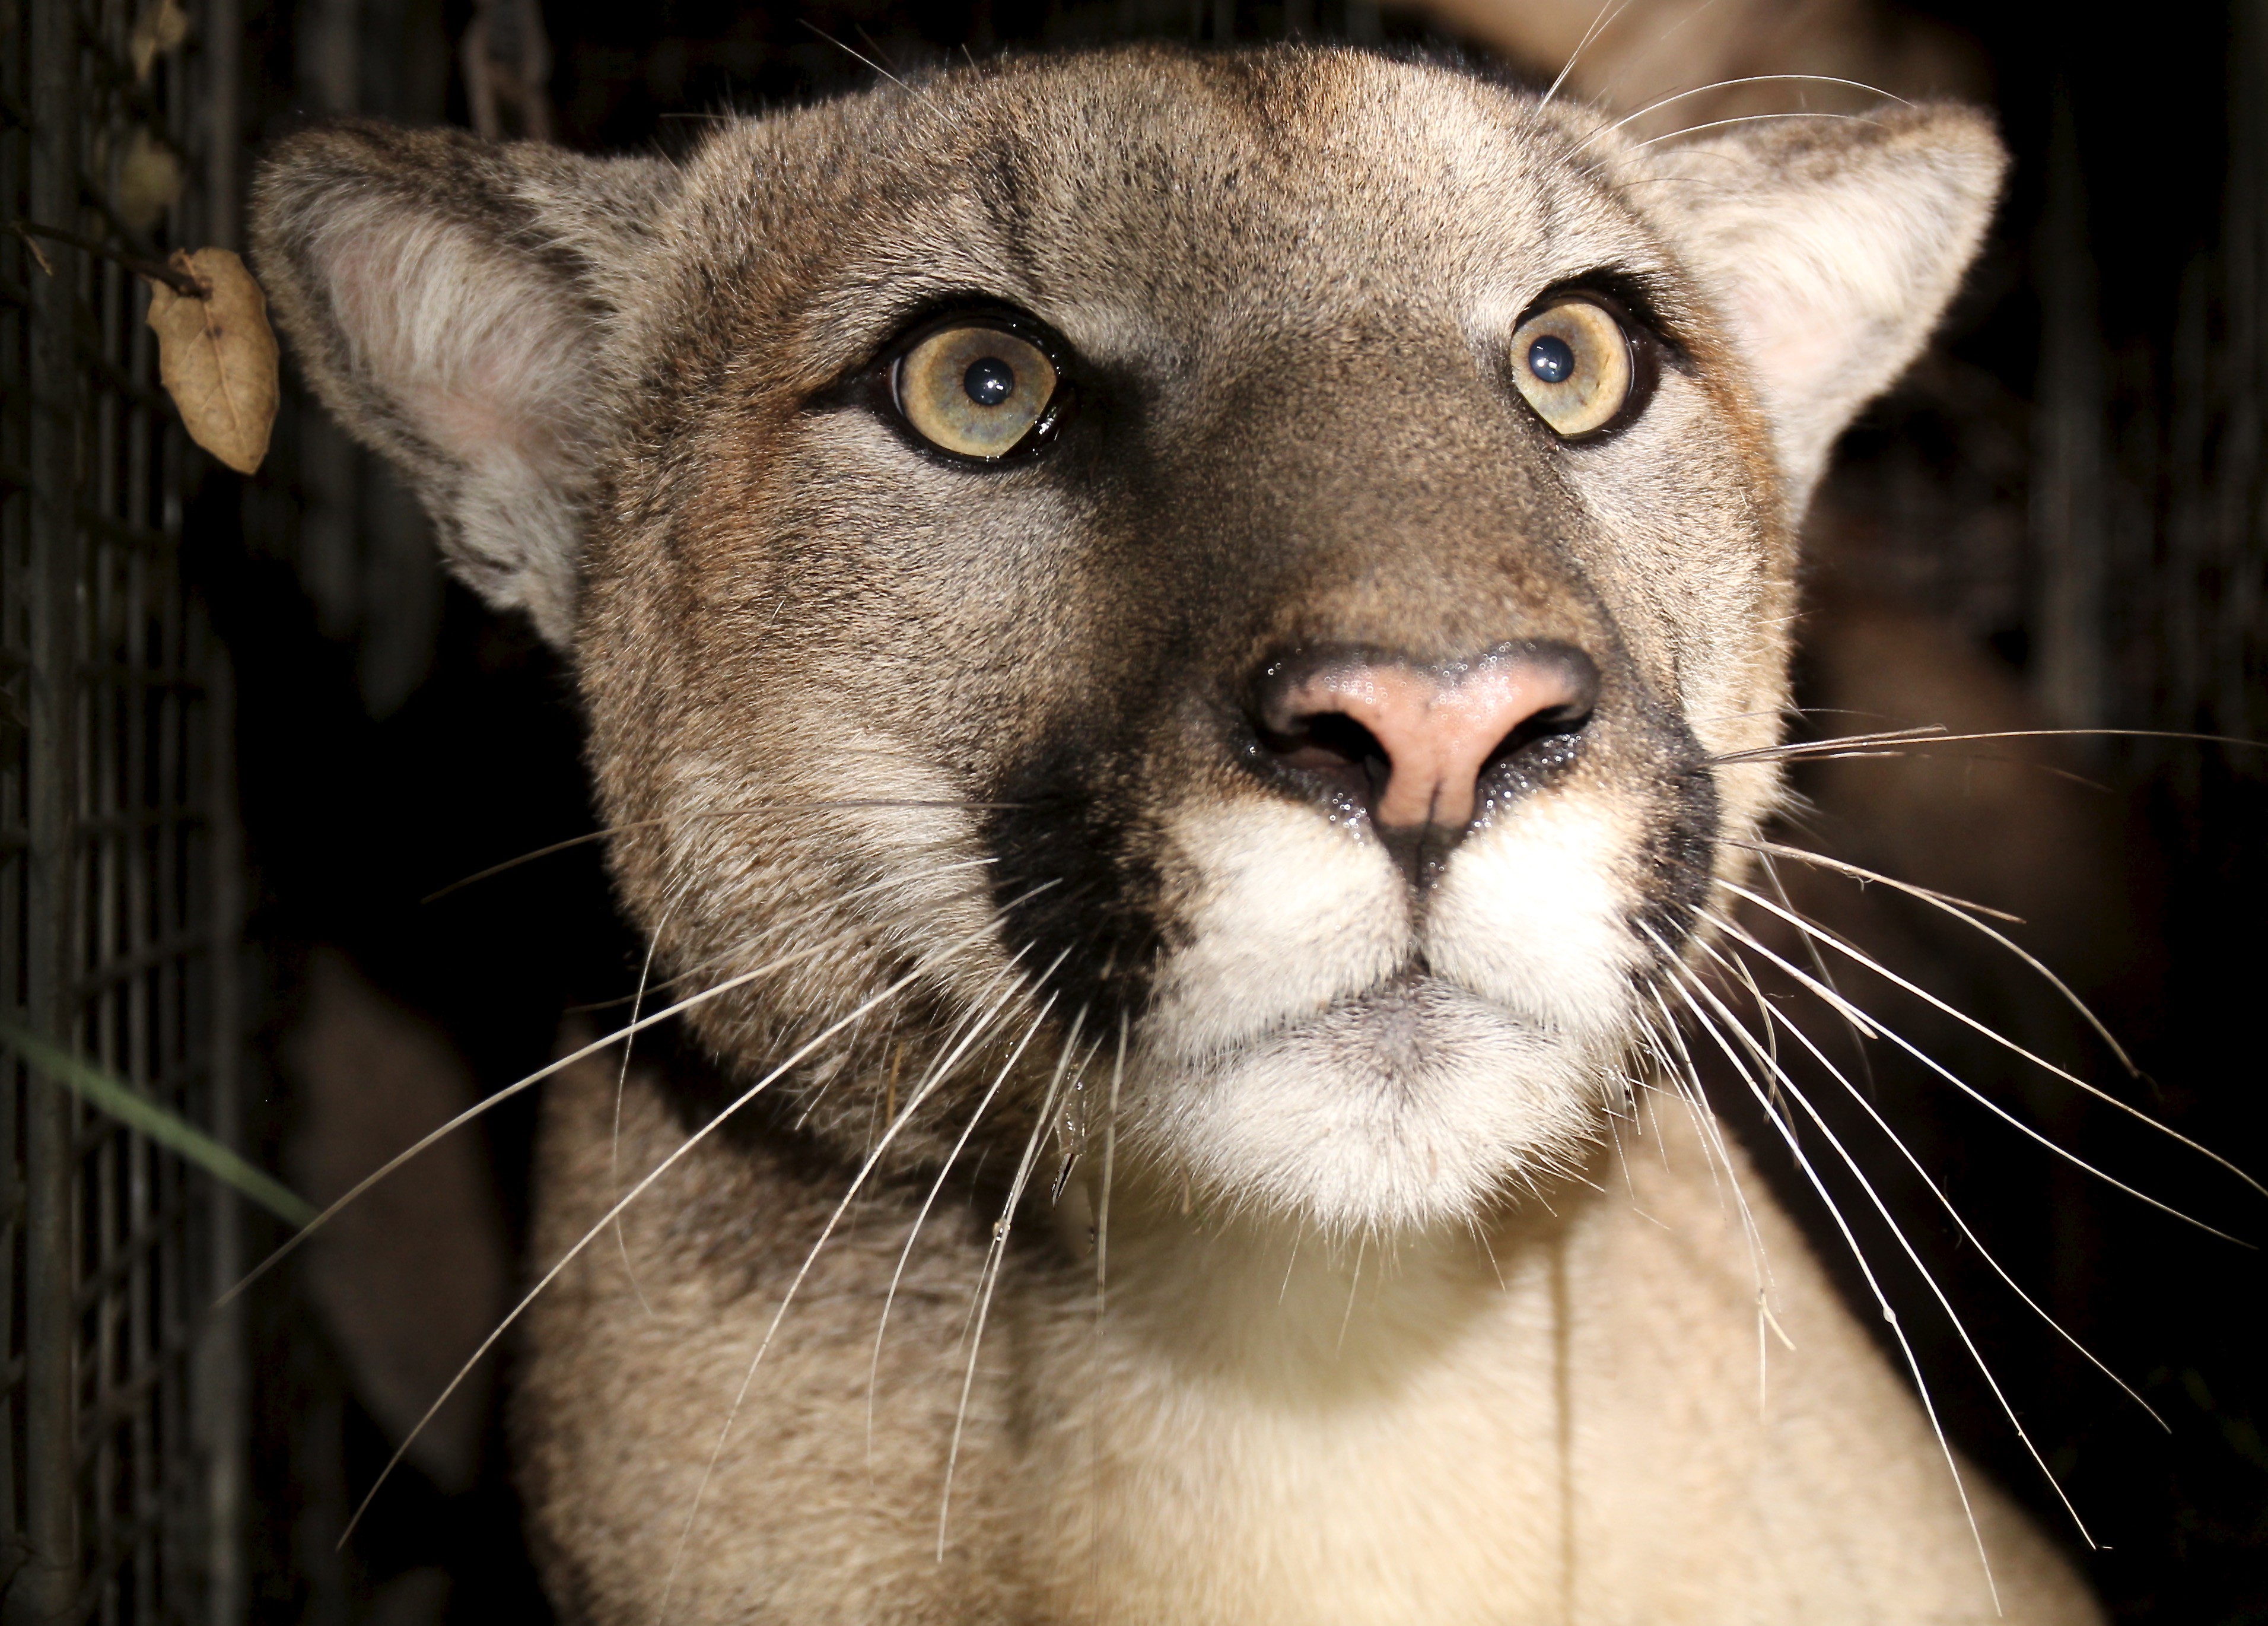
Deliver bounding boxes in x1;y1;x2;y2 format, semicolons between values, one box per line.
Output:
254;46;2002;1238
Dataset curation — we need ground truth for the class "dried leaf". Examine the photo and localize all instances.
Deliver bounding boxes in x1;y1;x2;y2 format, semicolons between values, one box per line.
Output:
116;128;184;232
130;0;191;82
144;249;279;476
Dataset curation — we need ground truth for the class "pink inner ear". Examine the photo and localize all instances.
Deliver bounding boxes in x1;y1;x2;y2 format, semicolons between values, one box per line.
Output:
324;209;579;475
1734;282;1843;412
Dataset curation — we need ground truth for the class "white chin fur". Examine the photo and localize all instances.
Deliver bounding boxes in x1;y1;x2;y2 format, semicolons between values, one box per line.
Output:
1136;793;1637;1234
1135;978;1609;1234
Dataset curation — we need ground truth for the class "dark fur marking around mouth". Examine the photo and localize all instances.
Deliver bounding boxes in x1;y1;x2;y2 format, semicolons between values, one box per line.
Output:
978;733;1167;1039
1633;722;1723;957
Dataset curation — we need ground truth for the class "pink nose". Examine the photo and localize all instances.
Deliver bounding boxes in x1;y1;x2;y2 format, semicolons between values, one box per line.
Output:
1255;644;1598;834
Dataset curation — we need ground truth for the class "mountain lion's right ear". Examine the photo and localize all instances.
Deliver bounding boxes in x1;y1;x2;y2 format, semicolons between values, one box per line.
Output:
252;124;676;647
1640;103;2007;511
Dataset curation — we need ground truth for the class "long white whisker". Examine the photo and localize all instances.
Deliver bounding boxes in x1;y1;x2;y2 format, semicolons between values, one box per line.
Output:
1734;838;2136;1074
937;1005;1088;1558
1739;838;2024;923
335;884;1060;1551
660;964;1064;1623
857;947;1080;1458
861;1043;1016;1465
1638;985;1776;1402
1642;927;2000;1611
1539;0;1632;107
1626;110;1879;151
1723;879;2266;1211
224;858;998;1309
1084;1005;1122;1608
343;962;952;1549
1639;988;1770;1275
1709;927;2167;1433
1685;930;2102;1544
423;798;1020;904
1713;725;2267;766
614;881;692;1317
1755;849;1885;1101
644;853;1001;1003
1096;1012;1127;1315
229;943;824;1308
797;17;908;88
1577;73;1908;151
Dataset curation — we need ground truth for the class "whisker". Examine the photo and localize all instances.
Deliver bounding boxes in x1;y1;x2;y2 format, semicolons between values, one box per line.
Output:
1712;894;2245;1238
221;859;996;1307
1639;987;1776;1322
613;881;692;1318
1688;930;2107;1543
661;961;1064;1621
1637;990;1778;1409
1626;111;1881;152
1096;1012;1127;1316
862;976;1077;1462
1733;837;2137;1072
1722;879;2267;1209
223;939;829;1308
420;799;1025;903
1539;0;1637;107
1713;725;2266;767
1756;847;1882;1100
334;882;1061;1550
1337;1233;1367;1354
1733;839;2024;925
1643;927;2002;1610
1576;73;1910;152
797;17;908;89
938;1004;1088;1558
1707;928;2167;1432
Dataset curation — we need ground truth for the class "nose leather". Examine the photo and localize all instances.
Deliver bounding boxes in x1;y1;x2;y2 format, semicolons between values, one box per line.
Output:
1259;646;1597;833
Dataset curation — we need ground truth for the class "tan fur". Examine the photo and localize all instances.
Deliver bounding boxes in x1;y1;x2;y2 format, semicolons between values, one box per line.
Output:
252;45;2099;1622
525;1049;2097;1623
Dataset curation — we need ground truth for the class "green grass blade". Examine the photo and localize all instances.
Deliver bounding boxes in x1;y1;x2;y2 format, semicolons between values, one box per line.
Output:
2;1024;317;1227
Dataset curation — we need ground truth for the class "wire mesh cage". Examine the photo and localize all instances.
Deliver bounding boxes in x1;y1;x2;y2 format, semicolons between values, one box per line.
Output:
2;0;247;1621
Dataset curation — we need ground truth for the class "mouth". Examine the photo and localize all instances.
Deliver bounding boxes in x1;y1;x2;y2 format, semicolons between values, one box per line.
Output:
1134;968;1617;1235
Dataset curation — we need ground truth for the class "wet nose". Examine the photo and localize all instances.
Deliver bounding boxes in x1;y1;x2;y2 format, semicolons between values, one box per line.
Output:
1252;642;1599;839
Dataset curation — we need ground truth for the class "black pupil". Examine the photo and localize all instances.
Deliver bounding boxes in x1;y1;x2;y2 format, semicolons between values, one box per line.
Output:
1527;335;1575;385
963;356;1016;407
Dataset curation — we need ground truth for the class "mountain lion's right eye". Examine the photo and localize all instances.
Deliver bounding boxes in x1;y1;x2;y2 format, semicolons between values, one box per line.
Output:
893;325;1058;459
1509;298;1633;439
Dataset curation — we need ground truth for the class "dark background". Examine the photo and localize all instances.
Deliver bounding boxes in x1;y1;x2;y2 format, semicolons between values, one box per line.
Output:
197;2;2268;1621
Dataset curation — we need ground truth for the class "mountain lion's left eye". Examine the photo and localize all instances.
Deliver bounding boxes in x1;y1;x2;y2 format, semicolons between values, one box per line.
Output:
894;325;1058;459
1509;299;1633;439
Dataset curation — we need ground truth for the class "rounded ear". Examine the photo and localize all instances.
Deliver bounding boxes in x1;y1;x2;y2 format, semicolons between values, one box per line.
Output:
252;123;677;646
1642;104;2008;507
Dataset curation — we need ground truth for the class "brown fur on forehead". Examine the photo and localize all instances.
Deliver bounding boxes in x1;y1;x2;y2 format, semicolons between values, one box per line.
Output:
632;49;1690;392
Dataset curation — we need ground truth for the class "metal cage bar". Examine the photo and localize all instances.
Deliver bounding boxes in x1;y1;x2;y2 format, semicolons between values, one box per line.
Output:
2;1;246;1621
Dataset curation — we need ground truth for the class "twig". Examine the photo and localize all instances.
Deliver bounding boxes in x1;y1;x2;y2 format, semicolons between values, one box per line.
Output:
10;219;206;296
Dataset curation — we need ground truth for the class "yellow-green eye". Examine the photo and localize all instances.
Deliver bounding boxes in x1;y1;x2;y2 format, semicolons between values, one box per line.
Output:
1509;300;1633;439
894;325;1057;459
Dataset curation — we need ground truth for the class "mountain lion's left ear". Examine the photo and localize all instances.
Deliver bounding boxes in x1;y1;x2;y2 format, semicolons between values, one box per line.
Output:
252;123;676;647
1643;104;2007;506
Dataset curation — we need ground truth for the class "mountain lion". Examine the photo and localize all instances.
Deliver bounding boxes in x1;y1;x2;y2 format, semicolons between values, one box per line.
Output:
252;43;2102;1623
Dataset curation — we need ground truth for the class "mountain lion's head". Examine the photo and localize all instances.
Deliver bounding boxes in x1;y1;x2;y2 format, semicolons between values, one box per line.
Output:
254;45;2002;1238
